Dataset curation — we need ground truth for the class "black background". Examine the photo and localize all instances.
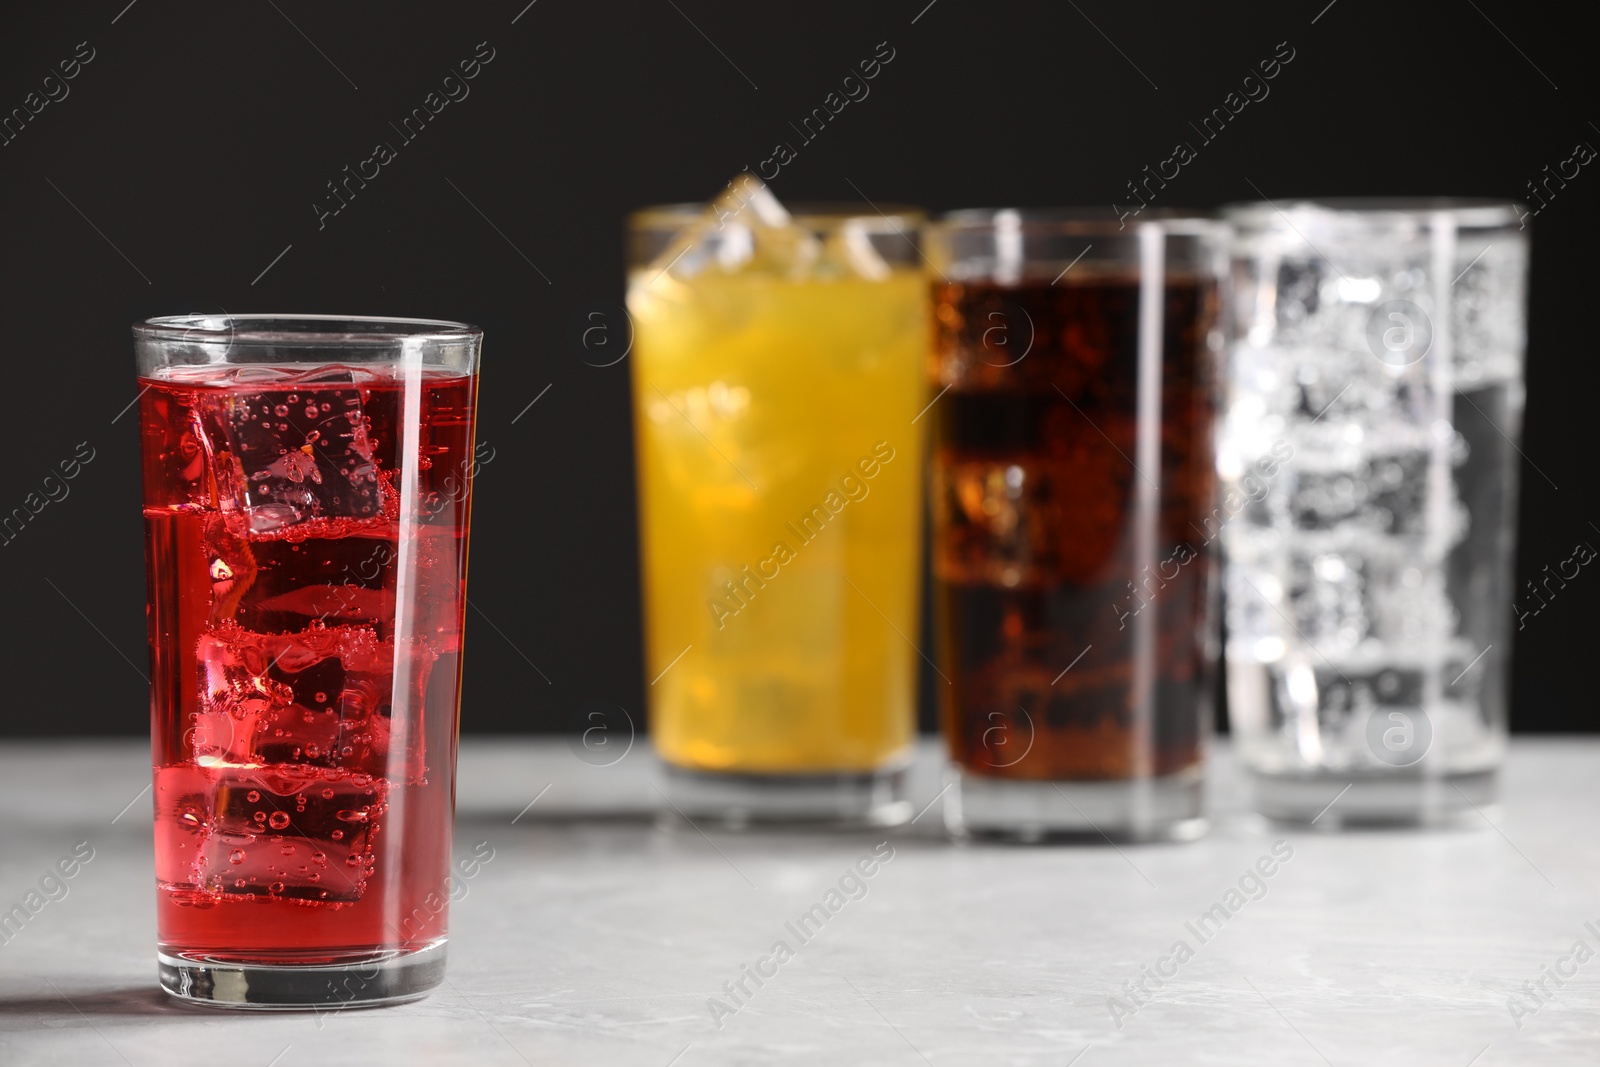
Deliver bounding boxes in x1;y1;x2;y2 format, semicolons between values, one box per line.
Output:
1;1;1593;737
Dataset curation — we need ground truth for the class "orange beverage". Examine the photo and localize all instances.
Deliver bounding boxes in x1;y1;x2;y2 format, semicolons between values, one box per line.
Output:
628;181;927;824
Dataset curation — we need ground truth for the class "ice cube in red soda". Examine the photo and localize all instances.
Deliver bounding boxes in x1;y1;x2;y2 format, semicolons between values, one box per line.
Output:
155;762;387;903
200;373;384;536
193;621;429;782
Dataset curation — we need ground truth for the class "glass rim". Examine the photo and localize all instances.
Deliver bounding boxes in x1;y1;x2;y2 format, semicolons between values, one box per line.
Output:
1222;197;1524;227
932;207;1225;237
133;313;483;347
629;202;925;233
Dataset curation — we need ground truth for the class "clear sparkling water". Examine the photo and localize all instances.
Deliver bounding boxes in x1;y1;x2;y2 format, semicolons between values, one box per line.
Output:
1220;210;1525;781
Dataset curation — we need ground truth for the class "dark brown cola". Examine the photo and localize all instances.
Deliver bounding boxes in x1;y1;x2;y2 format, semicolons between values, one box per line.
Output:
931;273;1219;781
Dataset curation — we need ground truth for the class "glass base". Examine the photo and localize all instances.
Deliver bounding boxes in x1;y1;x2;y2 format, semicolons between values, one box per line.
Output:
157;940;447;1009
1248;767;1499;827
657;763;912;829
946;766;1207;843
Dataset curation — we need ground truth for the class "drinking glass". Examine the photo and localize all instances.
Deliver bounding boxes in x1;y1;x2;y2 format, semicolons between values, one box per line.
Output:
136;314;481;1006
627;178;927;827
1221;199;1526;824
927;209;1227;842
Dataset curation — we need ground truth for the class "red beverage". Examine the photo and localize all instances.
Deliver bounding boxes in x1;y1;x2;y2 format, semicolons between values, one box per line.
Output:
140;363;476;967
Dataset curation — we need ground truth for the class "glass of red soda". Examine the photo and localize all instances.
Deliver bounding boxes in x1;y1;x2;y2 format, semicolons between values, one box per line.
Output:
134;315;481;1007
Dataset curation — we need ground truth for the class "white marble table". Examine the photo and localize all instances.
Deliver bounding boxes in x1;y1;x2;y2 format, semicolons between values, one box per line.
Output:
2;738;1597;1066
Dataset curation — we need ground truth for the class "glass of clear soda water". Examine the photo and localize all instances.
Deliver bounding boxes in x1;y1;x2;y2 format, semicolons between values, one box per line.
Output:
1220;200;1527;825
